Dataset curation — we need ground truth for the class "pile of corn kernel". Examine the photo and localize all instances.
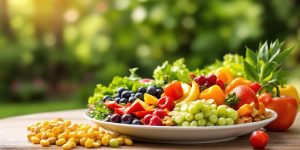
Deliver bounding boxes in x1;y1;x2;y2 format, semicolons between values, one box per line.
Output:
26;118;133;150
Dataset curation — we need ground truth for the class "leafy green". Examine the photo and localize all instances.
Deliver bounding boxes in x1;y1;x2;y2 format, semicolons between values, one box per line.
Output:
195;54;245;77
244;40;292;93
153;58;191;83
89;102;112;120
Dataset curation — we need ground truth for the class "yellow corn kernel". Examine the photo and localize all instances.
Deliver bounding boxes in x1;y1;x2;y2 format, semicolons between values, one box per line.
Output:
68;141;76;148
56;138;66;146
79;137;87;146
59;125;65;133
30;126;35;132
62;143;72;150
93;142;101;148
41;132;47;140
35;133;42;139
46;132;55;138
69;131;77;138
58;132;68;139
27;133;35;140
77;131;87;138
40;139;50;147
101;136;109;146
124;138;133;146
55;118;64;122
30;136;40;144
85;138;94;148
42;121;49;127
116;137;124;145
52;127;60;134
47;137;57;145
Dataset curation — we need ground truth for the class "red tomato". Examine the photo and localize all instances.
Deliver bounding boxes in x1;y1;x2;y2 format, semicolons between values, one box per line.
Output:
250;130;269;149
163;81;184;101
259;93;298;131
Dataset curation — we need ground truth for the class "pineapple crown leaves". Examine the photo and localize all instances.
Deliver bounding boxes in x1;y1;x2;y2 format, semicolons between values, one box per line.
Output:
244;40;293;93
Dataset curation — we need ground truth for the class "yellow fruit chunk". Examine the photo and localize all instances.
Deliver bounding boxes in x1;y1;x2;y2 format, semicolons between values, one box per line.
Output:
179;81;199;103
134;99;148;109
215;67;233;84
237;104;253;117
144;93;158;105
175;83;191;103
199;85;226;105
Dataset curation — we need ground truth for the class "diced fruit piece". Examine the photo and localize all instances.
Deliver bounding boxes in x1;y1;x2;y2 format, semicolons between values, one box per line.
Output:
158;96;175;111
178;81;200;103
125;101;146;114
149;116;162;126
143;114;153;125
176;83;191;102
133;110;154;119
144;93;159;105
105;101;122;110
258;102;266;115
153;109;168;119
215;68;233;84
199;85;226;105
114;108;124;116
164;81;184;101
237;104;253;117
250;82;262;93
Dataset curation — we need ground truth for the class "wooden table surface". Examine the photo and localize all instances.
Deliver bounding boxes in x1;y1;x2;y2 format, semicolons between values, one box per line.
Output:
0;109;299;150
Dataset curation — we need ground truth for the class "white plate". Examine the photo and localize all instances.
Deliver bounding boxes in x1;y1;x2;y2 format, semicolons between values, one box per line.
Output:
83;109;277;144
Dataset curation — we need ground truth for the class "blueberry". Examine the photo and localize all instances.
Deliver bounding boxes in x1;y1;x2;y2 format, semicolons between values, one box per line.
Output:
103;95;111;100
128;96;137;103
138;87;146;93
135;92;144;100
121;114;134;124
114;97;121;103
146;86;157;96
121;91;131;99
119;98;128;104
131;93;135;97
110;114;121;123
156;89;163;98
132;119;141;125
118;87;126;96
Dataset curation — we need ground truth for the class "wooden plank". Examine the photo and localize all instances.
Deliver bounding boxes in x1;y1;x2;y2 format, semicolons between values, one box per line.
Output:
0;109;299;150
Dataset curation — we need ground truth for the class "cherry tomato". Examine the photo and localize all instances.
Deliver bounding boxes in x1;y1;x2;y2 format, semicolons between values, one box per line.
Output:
250;130;269;149
163;81;184;101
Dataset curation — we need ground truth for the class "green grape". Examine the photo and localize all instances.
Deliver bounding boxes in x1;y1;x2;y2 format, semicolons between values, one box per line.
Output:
188;104;200;114
190;120;198;127
217;105;227;117
181;103;189;112
181;121;190;127
203;111;212;118
217;117;226;125
210;104;217;110
209;114;218;123
173;107;180;111
194;100;204;110
185;113;194;121
226;118;234;125
211;109;218;116
206;122;214;126
202;104;211;112
226;108;237;119
174;115;185;124
198;119;207;126
194;113;204;120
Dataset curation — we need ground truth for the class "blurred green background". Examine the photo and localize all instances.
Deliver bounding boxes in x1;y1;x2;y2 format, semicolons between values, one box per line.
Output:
0;0;299;118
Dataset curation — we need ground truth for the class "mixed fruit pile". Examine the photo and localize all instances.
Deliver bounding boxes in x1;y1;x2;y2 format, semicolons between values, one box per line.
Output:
88;41;299;131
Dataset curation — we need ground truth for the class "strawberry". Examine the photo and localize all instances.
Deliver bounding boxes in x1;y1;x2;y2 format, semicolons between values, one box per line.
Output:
225;85;259;109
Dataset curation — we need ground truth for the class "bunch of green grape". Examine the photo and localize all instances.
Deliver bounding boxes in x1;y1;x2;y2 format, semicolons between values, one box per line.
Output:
172;100;238;127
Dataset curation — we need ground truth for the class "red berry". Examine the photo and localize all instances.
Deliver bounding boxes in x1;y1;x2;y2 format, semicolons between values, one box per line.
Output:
250;82;262;93
250;130;269;149
143;114;153;125
216;79;225;90
195;75;206;85
149;116;162;126
206;74;217;85
153;109;168;119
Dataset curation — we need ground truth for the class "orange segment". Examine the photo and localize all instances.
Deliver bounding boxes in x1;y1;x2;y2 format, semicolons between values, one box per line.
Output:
199;85;226;105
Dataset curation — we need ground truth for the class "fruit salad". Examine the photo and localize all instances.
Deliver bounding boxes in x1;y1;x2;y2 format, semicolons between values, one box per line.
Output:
88;40;299;130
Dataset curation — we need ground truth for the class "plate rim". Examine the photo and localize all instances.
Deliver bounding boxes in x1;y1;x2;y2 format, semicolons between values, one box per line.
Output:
83;109;277;130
